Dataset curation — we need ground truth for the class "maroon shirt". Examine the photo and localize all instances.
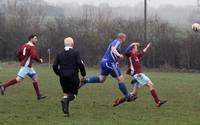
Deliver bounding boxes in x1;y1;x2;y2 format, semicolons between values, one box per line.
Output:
127;50;145;75
17;42;41;67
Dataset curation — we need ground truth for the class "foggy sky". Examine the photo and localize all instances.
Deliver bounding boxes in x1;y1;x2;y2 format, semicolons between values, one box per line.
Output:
45;0;196;7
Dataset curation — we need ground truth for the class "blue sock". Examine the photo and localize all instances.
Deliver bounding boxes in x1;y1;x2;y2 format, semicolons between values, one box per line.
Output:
118;82;129;97
85;76;100;83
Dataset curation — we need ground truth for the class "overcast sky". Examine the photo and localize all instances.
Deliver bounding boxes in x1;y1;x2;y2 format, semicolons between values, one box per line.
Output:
45;0;196;8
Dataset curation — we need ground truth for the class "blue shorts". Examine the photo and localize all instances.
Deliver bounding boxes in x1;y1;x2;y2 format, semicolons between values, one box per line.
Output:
17;66;37;79
132;73;150;88
100;61;122;78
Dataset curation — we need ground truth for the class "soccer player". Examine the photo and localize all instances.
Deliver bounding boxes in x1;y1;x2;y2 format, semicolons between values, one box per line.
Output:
113;42;167;107
0;34;47;100
53;37;86;117
79;33;133;101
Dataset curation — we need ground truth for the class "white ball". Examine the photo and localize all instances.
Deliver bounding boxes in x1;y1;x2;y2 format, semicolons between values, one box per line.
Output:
192;23;200;32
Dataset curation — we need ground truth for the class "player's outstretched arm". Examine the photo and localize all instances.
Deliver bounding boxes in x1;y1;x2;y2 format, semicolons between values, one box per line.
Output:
137;42;151;58
143;42;151;52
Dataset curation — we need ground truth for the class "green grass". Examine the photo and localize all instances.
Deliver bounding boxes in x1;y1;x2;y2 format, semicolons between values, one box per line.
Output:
0;63;200;125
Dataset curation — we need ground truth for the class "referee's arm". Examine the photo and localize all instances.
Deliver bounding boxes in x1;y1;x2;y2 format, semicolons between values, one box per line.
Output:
52;54;60;76
76;51;86;77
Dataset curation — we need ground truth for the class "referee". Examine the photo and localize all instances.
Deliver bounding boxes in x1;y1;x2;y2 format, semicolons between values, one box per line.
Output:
53;37;86;117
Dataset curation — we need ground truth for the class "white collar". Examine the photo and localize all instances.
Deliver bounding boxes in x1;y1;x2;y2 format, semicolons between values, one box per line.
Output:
27;42;35;46
64;46;73;51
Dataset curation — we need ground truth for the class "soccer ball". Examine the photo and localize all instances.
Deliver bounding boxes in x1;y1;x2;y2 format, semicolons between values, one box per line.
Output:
192;23;200;32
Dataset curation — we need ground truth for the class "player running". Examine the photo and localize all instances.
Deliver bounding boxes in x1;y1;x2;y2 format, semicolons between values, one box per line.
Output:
113;42;167;107
0;34;47;100
79;33;134;101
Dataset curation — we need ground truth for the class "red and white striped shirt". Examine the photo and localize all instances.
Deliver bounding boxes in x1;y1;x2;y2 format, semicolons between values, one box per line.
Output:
17;42;41;67
127;50;145;75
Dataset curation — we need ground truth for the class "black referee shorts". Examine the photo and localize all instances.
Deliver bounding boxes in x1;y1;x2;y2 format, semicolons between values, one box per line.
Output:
59;75;80;95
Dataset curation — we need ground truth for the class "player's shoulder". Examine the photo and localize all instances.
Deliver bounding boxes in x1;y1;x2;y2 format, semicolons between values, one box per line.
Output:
112;39;119;43
23;42;35;48
20;43;27;47
111;39;120;46
125;51;131;57
19;43;28;49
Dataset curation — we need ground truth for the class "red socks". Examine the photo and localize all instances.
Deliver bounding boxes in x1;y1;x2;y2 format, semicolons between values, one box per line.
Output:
3;79;18;88
1;79;42;97
150;89;160;104
32;82;41;97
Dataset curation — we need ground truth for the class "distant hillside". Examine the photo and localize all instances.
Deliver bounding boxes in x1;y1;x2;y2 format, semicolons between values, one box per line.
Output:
1;0;200;26
57;2;199;26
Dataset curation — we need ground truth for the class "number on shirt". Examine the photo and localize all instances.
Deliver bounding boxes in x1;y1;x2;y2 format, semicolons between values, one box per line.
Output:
23;47;27;56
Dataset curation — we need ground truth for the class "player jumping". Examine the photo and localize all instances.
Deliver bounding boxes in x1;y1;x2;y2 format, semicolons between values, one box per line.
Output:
113;42;167;107
79;33;134;101
0;34;47;100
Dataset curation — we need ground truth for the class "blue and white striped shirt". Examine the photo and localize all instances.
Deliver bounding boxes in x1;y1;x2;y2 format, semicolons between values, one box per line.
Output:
102;39;121;63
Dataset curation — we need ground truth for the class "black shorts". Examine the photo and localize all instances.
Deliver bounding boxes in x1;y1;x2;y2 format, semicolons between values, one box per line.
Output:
59;75;80;95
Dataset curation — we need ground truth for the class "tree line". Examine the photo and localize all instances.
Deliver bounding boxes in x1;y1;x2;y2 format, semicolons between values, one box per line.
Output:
0;0;200;70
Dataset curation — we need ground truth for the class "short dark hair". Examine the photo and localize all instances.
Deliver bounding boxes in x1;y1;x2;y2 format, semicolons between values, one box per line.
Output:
132;45;136;48
28;34;37;41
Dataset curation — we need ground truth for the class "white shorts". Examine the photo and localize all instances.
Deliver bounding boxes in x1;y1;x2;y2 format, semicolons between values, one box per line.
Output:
133;73;150;88
17;66;37;79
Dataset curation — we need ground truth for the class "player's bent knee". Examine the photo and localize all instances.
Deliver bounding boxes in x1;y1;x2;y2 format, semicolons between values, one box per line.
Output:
116;75;124;83
16;77;23;82
99;78;105;83
147;81;154;90
32;76;39;82
33;78;39;82
99;76;106;83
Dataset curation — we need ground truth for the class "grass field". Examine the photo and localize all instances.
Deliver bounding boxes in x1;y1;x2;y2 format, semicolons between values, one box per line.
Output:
0;63;200;125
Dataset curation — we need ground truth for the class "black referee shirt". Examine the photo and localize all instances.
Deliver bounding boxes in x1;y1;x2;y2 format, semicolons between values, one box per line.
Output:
52;47;86;77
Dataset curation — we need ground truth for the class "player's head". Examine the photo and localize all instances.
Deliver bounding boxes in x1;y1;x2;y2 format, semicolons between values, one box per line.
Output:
28;34;38;44
131;45;138;53
64;37;74;47
117;33;126;42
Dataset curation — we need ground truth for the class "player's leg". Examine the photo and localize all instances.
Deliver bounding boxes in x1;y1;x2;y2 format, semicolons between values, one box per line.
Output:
147;81;159;104
79;61;108;88
79;75;107;89
31;74;47;100
115;75;129;98
0;76;23;95
29;68;47;100
0;76;23;89
84;61;109;83
113;73;150;106
0;67;26;95
85;75;107;83
130;80;140;97
113;80;139;107
133;73;160;105
110;63;131;100
147;80;167;107
60;76;77;117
